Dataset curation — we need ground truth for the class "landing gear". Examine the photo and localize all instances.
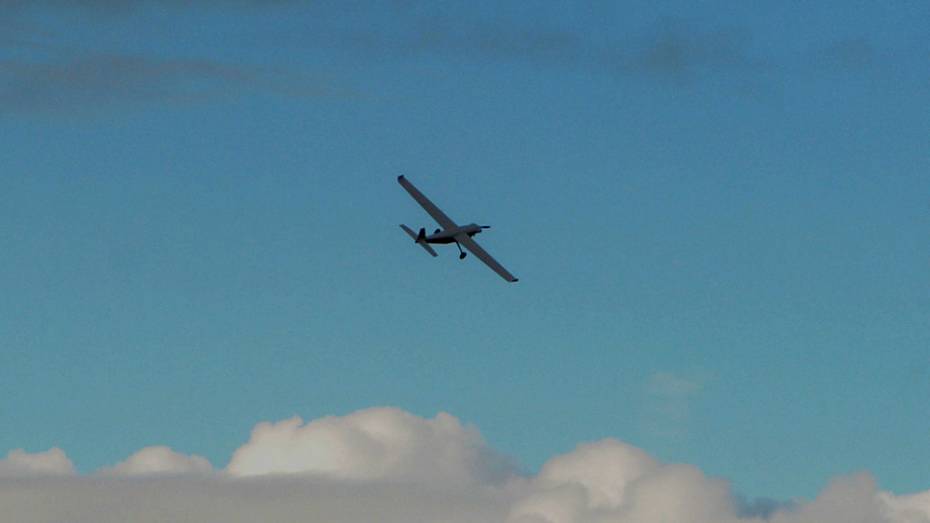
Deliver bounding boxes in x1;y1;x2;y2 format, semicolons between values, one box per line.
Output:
455;241;467;260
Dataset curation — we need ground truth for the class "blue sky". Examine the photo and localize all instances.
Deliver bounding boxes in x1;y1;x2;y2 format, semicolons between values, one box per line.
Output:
1;0;928;503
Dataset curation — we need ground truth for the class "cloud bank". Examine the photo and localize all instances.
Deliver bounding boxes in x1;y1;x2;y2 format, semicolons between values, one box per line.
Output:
0;448;74;477
1;407;928;523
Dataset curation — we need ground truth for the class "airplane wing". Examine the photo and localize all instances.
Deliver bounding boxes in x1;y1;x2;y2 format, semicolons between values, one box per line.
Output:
456;233;519;283
397;175;457;230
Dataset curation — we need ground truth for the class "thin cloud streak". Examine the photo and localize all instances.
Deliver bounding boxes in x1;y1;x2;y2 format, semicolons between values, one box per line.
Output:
1;4;903;115
341;15;764;80
0;52;349;115
642;370;708;439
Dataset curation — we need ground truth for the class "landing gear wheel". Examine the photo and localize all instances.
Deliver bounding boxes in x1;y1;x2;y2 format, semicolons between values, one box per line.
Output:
459;252;467;260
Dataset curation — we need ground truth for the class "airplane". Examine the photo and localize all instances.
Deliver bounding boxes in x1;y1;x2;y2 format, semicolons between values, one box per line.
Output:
398;175;518;283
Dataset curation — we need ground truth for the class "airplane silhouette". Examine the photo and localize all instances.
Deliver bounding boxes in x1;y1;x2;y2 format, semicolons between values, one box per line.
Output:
398;175;518;283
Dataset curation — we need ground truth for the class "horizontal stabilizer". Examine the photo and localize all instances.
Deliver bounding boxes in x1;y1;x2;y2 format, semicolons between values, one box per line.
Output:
399;224;438;257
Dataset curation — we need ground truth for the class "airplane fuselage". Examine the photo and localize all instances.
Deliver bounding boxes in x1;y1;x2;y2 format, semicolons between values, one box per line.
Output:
424;223;483;244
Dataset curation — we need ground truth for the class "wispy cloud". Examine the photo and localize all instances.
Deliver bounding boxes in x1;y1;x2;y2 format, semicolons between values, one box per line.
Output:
0;52;348;115
1;0;294;12
1;4;903;115
10;3;762;81
0;2;350;114
814;38;876;70
342;15;762;81
642;370;708;439
626;18;758;78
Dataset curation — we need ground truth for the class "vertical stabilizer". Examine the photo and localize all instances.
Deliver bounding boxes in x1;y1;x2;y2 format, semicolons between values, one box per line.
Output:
399;224;438;257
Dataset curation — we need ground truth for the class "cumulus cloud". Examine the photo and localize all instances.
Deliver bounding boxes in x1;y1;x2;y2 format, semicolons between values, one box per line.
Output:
226;407;513;484
534;439;657;509
0;407;928;523
98;446;213;477
0;448;75;477
509;440;735;523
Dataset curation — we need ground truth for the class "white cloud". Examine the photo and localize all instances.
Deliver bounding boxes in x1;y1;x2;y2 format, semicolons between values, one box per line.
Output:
0;448;75;477
98;446;213;477
771;474;889;523
535;439;657;508
0;407;928;523
509;440;735;523
226;407;511;484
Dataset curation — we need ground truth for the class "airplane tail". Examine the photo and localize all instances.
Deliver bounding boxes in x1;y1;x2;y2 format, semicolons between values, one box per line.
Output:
399;224;438;257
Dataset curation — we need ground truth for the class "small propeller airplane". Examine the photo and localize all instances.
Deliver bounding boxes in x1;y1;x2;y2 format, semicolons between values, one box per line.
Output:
398;175;518;283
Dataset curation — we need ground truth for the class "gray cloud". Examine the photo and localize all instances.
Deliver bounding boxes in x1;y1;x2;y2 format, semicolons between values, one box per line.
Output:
341;15;762;80
627;19;758;78
0;476;513;523
2;4;897;114
814;38;876;70
2;472;922;523
0;2;349;114
345;17;588;67
0;54;242;111
4;4;763;80
0;52;347;115
1;0;293;12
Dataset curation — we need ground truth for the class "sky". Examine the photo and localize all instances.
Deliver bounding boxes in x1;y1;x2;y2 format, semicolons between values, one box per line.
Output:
1;1;929;520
